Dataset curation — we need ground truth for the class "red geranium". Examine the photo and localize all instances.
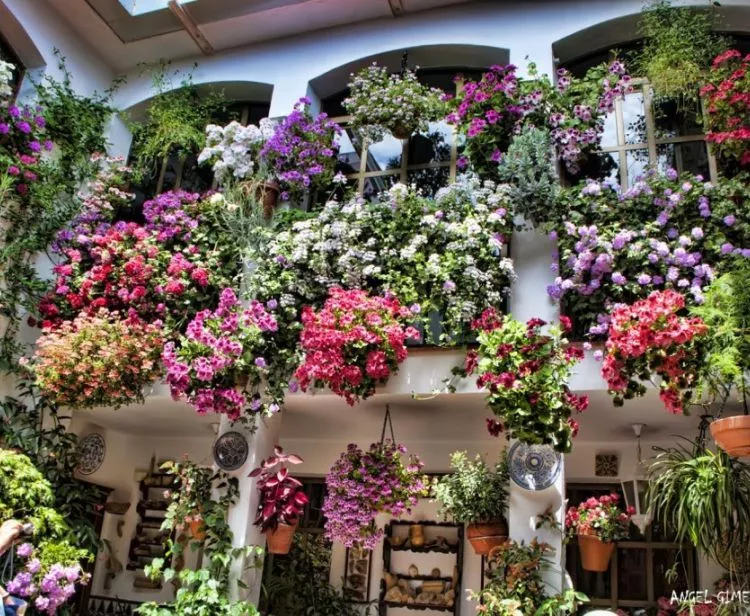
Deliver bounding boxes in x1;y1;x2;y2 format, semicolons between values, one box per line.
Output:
294;288;420;405
602;289;708;414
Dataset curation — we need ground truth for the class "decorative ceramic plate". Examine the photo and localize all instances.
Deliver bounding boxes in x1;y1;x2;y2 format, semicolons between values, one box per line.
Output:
213;431;249;471
508;442;561;491
77;433;106;475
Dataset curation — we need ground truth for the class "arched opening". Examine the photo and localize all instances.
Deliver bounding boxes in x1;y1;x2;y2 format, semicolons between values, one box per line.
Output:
0;0;46;99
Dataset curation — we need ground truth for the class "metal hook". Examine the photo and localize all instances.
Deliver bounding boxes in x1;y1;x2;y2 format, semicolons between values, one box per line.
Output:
379;404;396;444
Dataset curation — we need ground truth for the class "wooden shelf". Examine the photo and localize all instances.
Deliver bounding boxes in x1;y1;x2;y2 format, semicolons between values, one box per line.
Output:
396;575;453;582
390;544;459;554
383;601;453;612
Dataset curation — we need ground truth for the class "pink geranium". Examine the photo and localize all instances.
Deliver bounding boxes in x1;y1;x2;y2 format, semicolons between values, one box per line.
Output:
294;288;420;405
565;493;633;543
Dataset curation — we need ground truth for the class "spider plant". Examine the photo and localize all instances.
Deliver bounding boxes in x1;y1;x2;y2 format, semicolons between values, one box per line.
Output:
647;438;750;569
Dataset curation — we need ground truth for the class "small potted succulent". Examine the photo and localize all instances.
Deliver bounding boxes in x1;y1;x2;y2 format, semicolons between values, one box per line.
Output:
343;62;445;141
249;446;308;555
565;493;633;572
432;450;510;555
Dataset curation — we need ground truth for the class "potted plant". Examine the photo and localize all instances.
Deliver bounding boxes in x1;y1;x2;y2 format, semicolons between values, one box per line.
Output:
161;459;215;542
432;450;510;555
323;441;428;549
460;312;588;453
565;493;633;572
701;49;750;169
294;287;421;405
259;97;341;203
343;62;445;141
249;446;308;555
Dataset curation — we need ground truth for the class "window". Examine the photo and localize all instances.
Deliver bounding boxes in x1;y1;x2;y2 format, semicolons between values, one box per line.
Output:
322;69;475;200
0;31;23;100
566;483;698;615
130;100;271;205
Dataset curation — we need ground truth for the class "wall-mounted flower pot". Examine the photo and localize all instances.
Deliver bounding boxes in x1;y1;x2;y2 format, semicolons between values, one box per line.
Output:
188;518;206;542
466;519;508;555
256;181;280;219
265;521;297;554
578;531;615;572
711;416;750;457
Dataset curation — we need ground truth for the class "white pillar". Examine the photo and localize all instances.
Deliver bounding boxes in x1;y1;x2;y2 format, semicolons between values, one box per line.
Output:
220;412;282;604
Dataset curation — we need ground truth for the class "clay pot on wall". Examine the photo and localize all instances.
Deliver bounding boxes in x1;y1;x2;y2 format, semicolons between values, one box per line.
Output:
265;521;297;554
466;519;508;556
711;416;750;457
577;530;615;572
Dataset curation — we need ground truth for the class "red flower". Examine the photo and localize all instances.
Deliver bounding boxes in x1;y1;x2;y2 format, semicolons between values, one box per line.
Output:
559;315;572;332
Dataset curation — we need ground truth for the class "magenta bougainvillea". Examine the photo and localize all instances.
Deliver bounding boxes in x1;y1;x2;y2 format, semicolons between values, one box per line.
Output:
323;441;428;549
163;288;281;419
701;49;750;167
294;287;420;405
601;289;709;414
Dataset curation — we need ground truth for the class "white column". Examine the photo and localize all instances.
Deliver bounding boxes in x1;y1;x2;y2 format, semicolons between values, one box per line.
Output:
220;412;282;604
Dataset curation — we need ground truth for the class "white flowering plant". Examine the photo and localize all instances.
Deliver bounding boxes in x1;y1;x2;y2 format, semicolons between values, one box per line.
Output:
343;63;446;141
247;177;515;348
198;119;276;185
0;60;14;103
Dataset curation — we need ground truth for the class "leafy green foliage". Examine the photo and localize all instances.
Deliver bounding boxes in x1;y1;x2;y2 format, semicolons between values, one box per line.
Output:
432;450;509;524
0;383;107;553
632;0;730;106
647;439;750;569
128;63;226;178
262;534;373;616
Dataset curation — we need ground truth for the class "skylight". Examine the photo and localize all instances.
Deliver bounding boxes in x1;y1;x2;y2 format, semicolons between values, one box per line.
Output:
118;0;196;16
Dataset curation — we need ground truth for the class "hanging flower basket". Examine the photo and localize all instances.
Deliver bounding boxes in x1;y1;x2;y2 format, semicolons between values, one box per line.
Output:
577;530;615;572
391;121;417;140
264;521;298;555
466;520;509;556
711;416;750;457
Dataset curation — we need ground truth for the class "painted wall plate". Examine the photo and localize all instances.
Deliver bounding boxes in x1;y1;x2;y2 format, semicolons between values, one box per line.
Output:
508;442;561;491
213;431;249;471
77;433;106;475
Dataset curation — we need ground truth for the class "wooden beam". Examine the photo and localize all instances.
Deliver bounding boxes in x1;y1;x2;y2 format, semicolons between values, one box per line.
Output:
388;0;406;17
167;1;214;56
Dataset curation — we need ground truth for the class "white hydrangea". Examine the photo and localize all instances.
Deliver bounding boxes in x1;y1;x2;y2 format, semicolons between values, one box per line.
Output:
0;61;14;103
198;118;276;184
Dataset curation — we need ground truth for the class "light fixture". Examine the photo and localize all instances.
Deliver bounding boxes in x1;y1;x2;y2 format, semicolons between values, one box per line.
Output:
620;423;652;534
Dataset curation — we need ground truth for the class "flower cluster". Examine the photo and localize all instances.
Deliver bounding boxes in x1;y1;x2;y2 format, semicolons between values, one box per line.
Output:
0;99;52;195
462;311;587;453
294;287;420;405
198;119;276;184
550;170;750;337
343;63;445;141
249;178;515;349
163;288;281;420
701;49;750;167
0;60;14;101
259;97;341;201
323;441;428;549
445;60;631;179
602;290;708;415
28;309;163;409
6;542;89;615
565;493;633;543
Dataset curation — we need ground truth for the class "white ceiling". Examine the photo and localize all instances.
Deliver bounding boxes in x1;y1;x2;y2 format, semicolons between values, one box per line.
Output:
44;0;477;71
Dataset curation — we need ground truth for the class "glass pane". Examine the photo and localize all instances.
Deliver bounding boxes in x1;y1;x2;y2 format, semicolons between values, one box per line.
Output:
408;121;453;165
336;128;363;176
618;548;648;600
367;133;403;172
407;167;450;198
601;109;618;148
657;142;709;180
626;149;651;186
654;98;703;139
653;549;690;599
623;92;647;145
362;173;400;201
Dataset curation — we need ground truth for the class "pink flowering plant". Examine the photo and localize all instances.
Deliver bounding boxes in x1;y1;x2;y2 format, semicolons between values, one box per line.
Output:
294;287;420;405
260;97;341;202
549;169;750;338
565;493;633;543
163;288;283;420
28;308;163;409
0;100;52;196
602;290;709;415
459;310;588;453
249;446;308;531
445;60;630;179
323;441;428;549
701;49;750;167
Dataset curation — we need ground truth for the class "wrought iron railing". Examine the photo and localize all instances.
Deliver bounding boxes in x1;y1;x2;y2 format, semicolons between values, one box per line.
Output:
86;595;142;616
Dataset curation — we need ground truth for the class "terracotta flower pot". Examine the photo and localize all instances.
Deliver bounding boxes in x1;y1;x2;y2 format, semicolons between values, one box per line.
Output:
578;531;615;572
265;521;297;554
255;181;280;219
466;520;508;555
188;518;206;542
711;416;750;457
